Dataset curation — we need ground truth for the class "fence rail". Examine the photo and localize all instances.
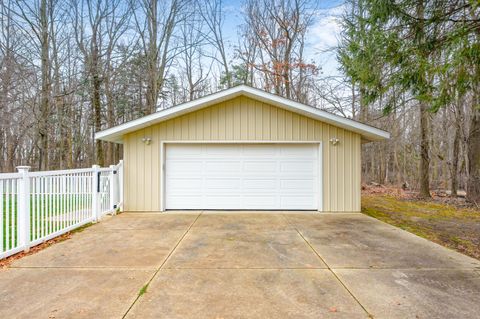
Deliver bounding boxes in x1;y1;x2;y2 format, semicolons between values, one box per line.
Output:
0;161;123;259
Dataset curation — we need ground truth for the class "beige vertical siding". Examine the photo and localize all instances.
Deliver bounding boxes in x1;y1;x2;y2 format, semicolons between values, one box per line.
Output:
123;96;361;212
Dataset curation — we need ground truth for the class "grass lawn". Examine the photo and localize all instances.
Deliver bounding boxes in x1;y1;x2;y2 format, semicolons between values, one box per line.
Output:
362;193;480;260
2;195;91;251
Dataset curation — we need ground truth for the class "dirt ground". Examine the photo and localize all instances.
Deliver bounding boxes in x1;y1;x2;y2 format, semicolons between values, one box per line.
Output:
362;185;480;260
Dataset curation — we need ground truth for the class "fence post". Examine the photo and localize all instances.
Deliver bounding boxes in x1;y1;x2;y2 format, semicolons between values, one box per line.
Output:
118;160;124;212
91;165;100;222
109;165;116;215
16;166;31;252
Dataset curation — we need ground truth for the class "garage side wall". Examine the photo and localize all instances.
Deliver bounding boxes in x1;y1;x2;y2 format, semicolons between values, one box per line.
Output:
123;96;361;212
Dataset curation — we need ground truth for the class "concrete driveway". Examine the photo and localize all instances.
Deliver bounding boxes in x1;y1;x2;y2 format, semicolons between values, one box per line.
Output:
1;212;479;319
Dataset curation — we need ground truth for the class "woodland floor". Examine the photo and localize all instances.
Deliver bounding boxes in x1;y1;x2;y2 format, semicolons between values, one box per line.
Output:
362;186;480;260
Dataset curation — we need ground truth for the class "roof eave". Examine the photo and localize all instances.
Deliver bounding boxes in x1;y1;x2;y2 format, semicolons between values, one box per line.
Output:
95;85;390;143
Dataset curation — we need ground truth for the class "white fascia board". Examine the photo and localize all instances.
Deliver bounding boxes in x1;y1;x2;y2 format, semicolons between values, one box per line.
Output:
94;86;245;143
240;86;390;141
95;85;390;143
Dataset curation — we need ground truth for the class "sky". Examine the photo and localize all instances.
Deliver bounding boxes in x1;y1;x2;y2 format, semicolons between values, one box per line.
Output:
220;0;346;76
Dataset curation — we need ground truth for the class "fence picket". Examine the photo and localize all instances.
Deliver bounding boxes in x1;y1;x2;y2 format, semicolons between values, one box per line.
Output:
48;176;51;235
6;180;10;251
0;162;123;260
0;180;3;251
35;178;38;239
41;177;45;239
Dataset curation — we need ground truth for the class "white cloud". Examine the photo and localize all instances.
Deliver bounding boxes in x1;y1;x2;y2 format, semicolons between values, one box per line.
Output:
305;4;346;76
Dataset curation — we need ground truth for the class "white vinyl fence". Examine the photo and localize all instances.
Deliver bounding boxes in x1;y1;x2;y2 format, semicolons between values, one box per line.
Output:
0;161;123;259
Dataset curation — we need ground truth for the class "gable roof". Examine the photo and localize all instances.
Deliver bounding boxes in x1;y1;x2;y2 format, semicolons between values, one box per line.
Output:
95;85;390;143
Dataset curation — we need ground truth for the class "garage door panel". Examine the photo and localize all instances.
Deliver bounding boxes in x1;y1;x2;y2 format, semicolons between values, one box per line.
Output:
280;196;317;209
167;161;203;173
205;144;241;156
243;179;277;190
242;144;277;156
167;178;202;190
166;144;202;158
243;161;277;173
242;196;277;208
204;196;242;209
167;196;203;209
205;178;241;190
205;161;241;173
280;146;316;156
165;143;319;210
280;161;316;173
280;179;316;190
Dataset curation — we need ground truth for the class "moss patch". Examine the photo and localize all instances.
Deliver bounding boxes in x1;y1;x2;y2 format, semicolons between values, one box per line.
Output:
362;194;480;260
138;283;149;297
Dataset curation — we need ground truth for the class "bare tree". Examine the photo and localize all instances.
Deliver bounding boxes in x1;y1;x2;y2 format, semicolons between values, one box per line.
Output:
132;0;185;113
71;0;130;166
241;0;316;101
14;0;54;170
198;0;230;88
178;2;211;101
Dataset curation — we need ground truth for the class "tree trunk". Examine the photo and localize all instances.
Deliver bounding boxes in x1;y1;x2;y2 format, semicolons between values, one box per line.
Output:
146;0;158;114
419;102;431;198
359;84;368;122
91;31;104;166
105;65;115;165
450;105;461;196
38;0;50;170
466;108;480;204
92;72;104;166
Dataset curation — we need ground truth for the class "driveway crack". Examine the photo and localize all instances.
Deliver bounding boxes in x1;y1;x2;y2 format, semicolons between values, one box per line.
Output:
281;214;374;319
121;211;203;318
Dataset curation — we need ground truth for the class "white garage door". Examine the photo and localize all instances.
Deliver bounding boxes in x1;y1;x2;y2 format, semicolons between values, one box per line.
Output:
165;143;319;210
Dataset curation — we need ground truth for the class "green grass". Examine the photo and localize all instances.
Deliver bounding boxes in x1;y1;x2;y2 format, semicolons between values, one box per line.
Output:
2;194;92;252
138;284;149;297
362;194;480;260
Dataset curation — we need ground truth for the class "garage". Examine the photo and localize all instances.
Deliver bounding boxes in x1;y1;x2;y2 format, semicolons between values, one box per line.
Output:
164;143;320;210
95;85;390;212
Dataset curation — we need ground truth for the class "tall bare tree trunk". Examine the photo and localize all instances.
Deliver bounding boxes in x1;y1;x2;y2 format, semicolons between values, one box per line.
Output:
451;126;460;196
105;67;115;165
91;30;104;166
199;0;230;87
466;106;480;204
450;101;462;196
466;21;480;204
38;0;50;170
146;0;158;113
92;73;104;166
416;1;431;198
419;102;431;197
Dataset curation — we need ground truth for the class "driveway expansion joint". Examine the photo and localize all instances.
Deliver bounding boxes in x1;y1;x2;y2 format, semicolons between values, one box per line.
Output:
121;211;203;319
3;212;480;318
8;266;159;270
280;214;374;318
161;267;328;270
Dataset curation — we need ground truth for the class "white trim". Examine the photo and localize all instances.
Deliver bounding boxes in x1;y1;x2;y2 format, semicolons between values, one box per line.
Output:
318;142;323;211
160;141;323;212
96;85;390;143
160;140;322;144
160;141;166;212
